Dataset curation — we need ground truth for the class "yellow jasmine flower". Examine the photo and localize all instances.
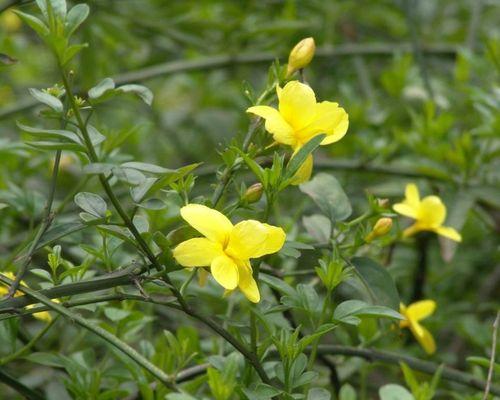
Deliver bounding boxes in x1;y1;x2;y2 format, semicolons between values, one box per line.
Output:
173;204;286;303
393;183;461;241
0;272;55;322
246;81;349;184
400;300;437;354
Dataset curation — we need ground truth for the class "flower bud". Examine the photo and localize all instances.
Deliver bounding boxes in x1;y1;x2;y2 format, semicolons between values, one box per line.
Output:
377;198;390;208
1;11;22;33
244;183;263;203
365;217;393;243
286;37;316;77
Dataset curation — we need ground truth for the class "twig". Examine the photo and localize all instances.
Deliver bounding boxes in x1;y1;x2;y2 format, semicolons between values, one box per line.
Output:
0;274;177;390
0;367;44;400
0;315;59;365
0;43;459;120
5;150;62;298
411;233;430;301
483;311;500;400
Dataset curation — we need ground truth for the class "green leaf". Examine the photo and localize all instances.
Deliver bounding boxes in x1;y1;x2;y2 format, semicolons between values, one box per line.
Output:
74;192;107;218
283;134;325;182
379;384;414;400
260;274;296;297
36;0;67;20
65;4;89;36
300;172;352;221
13;10;49;37
351;257;400;310
18;123;81;143
88;78;115;100
116;84;153;106
83;163;115;175
121;162;170;174
333;300;403;326
307;388;331;400
467;356;500;374
242;383;282;400
61;43;88;66
339;384;357;400
28;88;63;112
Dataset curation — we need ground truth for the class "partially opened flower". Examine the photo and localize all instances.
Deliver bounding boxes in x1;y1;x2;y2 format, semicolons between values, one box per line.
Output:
246;81;349;184
173;204;286;303
400;300;436;354
0;272;55;322
393;183;461;241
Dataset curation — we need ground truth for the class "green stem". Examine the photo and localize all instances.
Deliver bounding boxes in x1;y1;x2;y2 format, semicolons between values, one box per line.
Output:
1;275;176;389
0;316;59;365
0;367;44;400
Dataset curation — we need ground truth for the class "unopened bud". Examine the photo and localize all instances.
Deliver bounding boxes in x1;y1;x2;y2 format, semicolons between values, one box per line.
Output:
365;218;393;243
244;183;263;203
286;37;316;77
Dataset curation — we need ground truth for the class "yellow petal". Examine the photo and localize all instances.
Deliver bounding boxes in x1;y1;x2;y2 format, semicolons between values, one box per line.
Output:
277;81;316;130
411;322;436;355
237;261;260;303
434;226;462;242
297;101;349;145
211;255;239;290
290;153;313;185
393;203;418;219
198;268;209;287
180;204;233;244
406;300;436;322
399;303;410;328
226;220;268;260
246;105;296;146
417;196;446;228
173;238;223;267
405;183;420;208
252;223;286;258
0;272;26;297
402;223;421;238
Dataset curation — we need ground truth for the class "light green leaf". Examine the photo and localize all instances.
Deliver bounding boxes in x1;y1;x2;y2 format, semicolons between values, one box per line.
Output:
29;88;63;112
379;384;414;400
299;173;352;221
333;300;403;326
116;84;153;106
65;4;89;36
88;78;115;100
74;192;107;218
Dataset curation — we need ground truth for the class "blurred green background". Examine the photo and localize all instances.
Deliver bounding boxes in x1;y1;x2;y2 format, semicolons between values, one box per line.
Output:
1;0;499;397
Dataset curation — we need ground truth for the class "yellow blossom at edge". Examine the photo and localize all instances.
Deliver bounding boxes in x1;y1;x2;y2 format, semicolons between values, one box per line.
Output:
393;183;461;242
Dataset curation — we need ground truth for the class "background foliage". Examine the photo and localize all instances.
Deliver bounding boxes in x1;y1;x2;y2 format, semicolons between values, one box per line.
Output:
0;0;499;399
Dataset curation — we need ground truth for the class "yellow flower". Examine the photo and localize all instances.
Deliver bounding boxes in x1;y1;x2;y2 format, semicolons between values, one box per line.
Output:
173;204;286;303
0;272;56;322
247;81;348;183
393;183;461;241
287;37;316;77
400;300;436;354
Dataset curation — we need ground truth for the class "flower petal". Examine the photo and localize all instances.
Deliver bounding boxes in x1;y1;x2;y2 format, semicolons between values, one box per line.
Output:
226;220;269;260
410;322;436;355
173;238;223;267
251;223;286;258
405;183;420;208
290;153;313;185
180;204;233;244
434;226;462;242
211;255;239;290
237;261;260;303
393;203;417;219
418;196;446;227
297;101;349;145
402;223;421;238
246;105;296;146
277;81;317;131
406;300;436;322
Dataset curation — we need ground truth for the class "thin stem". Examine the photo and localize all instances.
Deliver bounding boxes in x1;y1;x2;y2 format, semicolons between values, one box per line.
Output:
483;311;500;400
5;148;62;298
0;367;44;400
0;316;59;365
1;274;176;390
412;233;430;301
